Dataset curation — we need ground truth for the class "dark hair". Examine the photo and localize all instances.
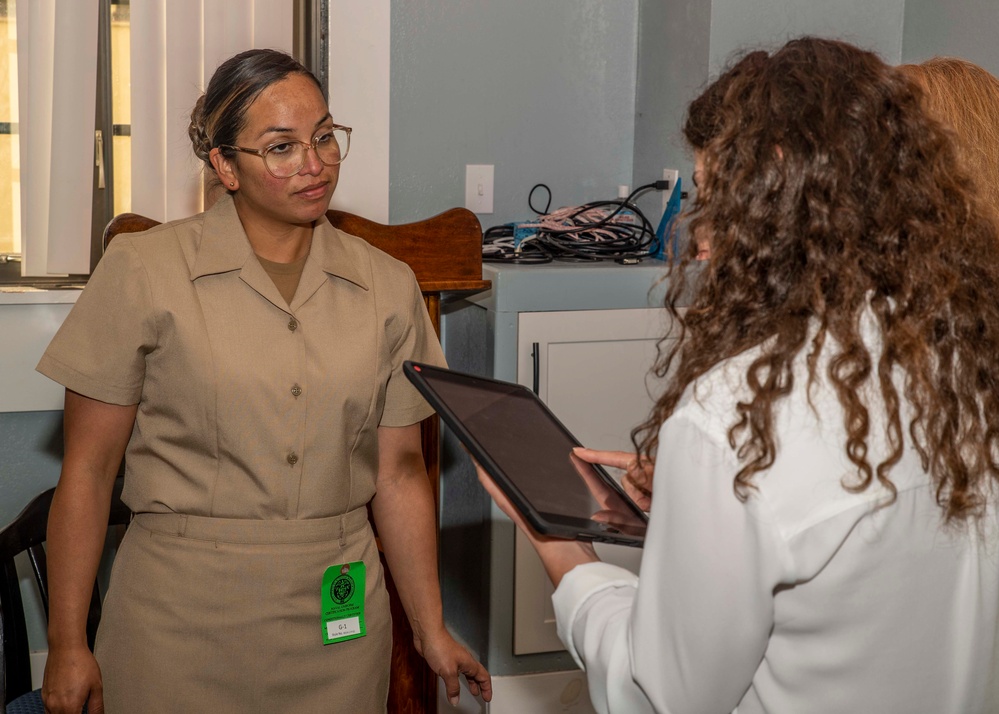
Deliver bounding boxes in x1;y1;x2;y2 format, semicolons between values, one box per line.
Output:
634;37;999;522
188;49;324;168
683;50;768;151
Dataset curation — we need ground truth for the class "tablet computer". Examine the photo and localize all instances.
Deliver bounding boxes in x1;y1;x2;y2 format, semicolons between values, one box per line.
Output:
404;361;647;546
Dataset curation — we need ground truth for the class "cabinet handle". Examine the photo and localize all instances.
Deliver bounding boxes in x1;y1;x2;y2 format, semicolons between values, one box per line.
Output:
531;342;540;395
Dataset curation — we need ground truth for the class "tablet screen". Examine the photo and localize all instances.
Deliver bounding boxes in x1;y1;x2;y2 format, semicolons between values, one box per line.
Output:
407;363;647;542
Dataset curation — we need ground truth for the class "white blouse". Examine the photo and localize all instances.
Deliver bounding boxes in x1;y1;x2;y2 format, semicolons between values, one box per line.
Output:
552;337;999;713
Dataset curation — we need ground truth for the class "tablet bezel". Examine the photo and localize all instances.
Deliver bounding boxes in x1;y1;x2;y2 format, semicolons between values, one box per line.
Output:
404;361;647;547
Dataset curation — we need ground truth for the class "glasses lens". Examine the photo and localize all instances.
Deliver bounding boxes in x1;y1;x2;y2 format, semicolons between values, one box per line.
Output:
317;129;350;165
264;143;306;178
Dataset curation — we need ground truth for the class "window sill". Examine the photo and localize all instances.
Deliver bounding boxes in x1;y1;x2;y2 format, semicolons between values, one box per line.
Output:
0;287;83;306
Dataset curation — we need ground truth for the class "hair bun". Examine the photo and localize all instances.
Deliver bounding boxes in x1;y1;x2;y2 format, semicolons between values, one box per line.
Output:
188;94;212;162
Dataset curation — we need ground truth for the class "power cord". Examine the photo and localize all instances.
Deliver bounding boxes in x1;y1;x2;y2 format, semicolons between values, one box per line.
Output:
483;181;671;264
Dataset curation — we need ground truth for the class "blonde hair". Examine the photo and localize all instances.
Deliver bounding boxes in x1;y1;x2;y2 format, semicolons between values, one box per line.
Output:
899;57;999;212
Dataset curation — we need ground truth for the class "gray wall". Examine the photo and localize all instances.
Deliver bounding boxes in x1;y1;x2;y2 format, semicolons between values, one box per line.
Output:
708;0;905;73
902;0;999;73
0;411;64;525
631;0;711;219
390;0;639;227
632;0;907;215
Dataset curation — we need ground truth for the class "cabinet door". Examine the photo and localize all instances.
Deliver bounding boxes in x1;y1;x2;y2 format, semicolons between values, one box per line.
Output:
512;307;677;655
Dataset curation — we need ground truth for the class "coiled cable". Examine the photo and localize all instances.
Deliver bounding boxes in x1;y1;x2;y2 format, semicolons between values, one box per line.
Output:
483;182;664;264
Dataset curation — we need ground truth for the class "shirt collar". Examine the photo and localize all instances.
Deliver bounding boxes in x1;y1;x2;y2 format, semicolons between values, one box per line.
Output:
190;193;370;291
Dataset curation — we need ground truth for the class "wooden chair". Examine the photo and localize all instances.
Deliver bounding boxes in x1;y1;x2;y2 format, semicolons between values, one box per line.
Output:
0;477;130;712
103;207;489;714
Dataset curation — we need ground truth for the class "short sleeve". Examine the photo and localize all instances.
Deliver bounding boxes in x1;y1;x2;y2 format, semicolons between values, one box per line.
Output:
378;269;447;427
36;238;157;405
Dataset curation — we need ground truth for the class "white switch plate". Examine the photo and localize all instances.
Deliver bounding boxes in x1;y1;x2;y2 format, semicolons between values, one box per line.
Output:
465;164;494;214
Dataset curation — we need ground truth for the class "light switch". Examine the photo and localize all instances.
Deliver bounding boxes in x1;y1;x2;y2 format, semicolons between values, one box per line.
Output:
465;164;494;214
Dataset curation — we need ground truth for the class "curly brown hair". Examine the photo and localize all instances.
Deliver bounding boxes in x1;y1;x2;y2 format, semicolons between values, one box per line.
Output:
633;37;999;522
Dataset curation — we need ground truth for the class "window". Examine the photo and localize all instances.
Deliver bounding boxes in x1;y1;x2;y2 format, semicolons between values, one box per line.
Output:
110;1;131;222
0;0;328;286
0;1;19;278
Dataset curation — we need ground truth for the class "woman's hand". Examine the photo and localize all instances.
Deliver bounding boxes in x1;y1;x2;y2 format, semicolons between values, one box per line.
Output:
473;461;597;587
42;644;104;714
572;447;655;512
43;390;133;714
372;425;492;707
415;627;492;708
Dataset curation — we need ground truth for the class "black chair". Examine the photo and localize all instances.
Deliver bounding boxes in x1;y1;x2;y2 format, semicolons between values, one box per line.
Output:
0;478;129;712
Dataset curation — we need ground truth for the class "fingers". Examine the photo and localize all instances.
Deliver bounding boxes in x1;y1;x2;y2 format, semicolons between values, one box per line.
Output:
42;686;97;714
624;470;653;497
43;693;90;714
590;508;631;523
452;657;493;705
465;660;493;702
571;447;636;470
441;667;462;707
440;659;493;707
569;452;616;502
427;632;493;707
623;473;653;512
89;688;106;714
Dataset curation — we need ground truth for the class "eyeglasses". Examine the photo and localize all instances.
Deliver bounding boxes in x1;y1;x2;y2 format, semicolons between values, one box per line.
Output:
219;125;352;179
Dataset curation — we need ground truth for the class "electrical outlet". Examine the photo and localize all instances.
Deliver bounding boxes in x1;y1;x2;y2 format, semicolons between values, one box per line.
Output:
465;164;494;214
662;168;680;213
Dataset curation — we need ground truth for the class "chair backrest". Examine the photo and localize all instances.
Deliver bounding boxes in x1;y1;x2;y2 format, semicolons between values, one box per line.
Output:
0;478;130;704
104;208;488;298
103;208;488;714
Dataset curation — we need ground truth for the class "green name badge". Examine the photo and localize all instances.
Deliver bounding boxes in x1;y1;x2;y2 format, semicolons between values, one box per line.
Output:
321;562;367;645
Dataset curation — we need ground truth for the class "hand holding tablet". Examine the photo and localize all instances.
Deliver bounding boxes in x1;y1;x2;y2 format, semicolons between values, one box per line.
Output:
404;361;647;546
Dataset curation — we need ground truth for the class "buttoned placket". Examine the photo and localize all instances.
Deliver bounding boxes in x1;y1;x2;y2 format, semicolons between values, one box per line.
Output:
285;310;306;478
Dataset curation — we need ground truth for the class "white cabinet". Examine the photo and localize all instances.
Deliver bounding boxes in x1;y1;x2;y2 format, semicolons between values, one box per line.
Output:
440;259;696;690
512;307;676;654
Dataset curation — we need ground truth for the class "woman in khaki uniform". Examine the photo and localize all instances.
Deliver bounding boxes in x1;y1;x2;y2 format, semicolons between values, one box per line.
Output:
37;49;491;713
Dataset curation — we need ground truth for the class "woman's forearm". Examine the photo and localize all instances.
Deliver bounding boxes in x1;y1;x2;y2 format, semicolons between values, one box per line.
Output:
371;423;447;640
370;457;444;638
47;391;137;649
46;474;116;649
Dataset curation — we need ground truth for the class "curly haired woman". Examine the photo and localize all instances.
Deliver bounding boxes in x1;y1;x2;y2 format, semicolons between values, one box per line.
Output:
479;38;999;713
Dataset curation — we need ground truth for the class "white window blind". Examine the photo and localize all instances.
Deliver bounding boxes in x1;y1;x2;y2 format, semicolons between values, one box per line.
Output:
15;0;293;277
130;0;294;223
17;0;99;277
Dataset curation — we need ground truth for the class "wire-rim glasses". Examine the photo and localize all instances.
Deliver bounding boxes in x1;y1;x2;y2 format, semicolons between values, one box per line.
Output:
219;125;352;179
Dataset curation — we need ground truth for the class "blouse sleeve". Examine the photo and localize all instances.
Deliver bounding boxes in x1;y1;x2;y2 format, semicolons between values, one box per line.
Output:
35;238;157;405
378;267;447;427
552;409;792;714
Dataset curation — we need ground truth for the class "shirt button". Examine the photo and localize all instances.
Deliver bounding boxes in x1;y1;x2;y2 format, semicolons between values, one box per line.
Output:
287;452;299;466
288;318;299;332
291;384;302;398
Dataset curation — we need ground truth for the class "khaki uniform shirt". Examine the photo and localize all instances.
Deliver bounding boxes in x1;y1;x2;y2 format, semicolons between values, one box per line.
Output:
38;194;445;519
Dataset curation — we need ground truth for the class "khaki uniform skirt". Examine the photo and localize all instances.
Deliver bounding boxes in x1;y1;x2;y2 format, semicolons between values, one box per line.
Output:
95;507;391;713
